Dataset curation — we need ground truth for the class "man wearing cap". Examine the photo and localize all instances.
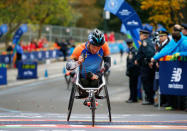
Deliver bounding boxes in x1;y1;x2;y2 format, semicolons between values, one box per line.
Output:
155;28;172;108
157;28;170;51
126;39;139;103
135;26;155;105
151;24;187;61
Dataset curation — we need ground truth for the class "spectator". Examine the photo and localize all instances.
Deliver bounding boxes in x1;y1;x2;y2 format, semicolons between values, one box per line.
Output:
152;28;171;107
59;39;68;61
104;33;108;42
118;42;124;61
151;24;187;61
6;42;13;65
125;39;139;103
135;26;155;105
37;38;44;49
53;38;61;50
109;32;115;42
28;39;37;52
6;43;13;53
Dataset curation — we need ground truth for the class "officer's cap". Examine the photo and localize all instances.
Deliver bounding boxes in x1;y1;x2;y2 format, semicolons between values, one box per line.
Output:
181;23;187;30
139;26;151;34
157;28;168;36
126;39;133;44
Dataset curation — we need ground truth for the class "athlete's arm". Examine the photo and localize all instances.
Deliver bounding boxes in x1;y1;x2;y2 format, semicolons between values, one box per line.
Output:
102;43;111;72
66;44;85;71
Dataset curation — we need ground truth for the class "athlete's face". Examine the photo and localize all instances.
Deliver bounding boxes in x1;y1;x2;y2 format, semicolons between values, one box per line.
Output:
89;43;101;54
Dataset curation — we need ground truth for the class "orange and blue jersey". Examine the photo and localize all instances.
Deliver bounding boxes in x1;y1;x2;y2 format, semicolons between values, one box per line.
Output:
71;42;110;78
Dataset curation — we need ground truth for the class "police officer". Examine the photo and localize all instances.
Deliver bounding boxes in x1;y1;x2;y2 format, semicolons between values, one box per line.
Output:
154;28;171;107
135;27;155;105
157;28;170;51
126;39;139;103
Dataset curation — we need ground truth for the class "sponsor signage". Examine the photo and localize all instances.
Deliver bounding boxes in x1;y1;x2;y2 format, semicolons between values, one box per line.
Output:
17;61;38;79
159;61;187;96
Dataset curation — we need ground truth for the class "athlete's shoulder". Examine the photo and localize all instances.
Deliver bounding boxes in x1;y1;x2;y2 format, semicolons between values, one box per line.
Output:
102;42;110;56
71;43;86;60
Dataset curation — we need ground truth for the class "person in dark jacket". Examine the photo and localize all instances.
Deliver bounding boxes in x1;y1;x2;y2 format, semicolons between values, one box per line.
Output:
135;27;155;105
126;39;139;103
152;28;171;107
59;39;68;61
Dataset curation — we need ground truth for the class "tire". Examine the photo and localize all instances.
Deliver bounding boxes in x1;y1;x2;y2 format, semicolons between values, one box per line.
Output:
104;85;112;122
91;95;96;127
67;84;76;121
104;72;110;85
67;77;71;90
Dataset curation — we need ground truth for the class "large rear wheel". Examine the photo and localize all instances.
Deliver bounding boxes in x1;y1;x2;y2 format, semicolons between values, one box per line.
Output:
67;84;76;121
104;85;112;122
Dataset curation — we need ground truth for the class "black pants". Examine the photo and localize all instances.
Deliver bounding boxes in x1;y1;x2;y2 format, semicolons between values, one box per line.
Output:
142;76;155;103
61;50;67;61
80;78;100;87
78;78;101;98
129;75;138;101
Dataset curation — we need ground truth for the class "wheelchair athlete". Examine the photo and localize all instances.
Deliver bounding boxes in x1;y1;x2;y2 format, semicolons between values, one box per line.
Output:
66;29;111;104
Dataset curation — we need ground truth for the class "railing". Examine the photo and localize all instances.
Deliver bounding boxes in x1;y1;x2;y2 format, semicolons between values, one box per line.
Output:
0;24;124;43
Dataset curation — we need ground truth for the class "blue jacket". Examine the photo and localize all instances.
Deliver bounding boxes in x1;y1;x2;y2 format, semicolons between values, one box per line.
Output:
153;34;187;60
176;33;187;56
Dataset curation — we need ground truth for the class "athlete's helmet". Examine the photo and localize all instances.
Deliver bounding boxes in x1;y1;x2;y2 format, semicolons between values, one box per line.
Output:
88;29;105;47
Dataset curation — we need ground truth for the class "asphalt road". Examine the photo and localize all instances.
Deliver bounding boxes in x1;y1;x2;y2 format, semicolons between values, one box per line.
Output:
0;56;186;130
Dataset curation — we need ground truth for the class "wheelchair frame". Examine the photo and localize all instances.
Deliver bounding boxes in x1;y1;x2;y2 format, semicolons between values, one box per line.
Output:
67;69;112;126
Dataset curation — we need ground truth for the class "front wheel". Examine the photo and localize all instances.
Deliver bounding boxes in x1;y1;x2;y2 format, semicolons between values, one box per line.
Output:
90;94;96;126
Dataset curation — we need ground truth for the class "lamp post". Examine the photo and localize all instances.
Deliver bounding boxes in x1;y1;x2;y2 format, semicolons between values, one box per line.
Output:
103;11;110;32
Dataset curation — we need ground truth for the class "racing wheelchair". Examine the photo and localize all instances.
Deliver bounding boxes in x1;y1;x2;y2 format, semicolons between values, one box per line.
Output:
67;68;112;126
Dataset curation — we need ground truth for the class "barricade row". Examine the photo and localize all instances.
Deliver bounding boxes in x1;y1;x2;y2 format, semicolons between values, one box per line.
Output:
0;42;128;64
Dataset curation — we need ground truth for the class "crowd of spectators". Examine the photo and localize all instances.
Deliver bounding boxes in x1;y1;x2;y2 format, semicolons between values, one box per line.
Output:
125;23;187;112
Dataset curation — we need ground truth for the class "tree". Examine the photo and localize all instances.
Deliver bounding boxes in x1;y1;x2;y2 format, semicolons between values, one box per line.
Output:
69;0;103;29
126;0;150;24
27;0;73;39
0;0;73;47
140;0;186;30
0;0;33;48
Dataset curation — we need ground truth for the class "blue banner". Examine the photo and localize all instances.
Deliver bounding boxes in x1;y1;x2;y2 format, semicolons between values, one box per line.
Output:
104;0;142;48
129;28;140;49
159;61;187;96
104;0;124;15
120;23;129;34
0;24;8;38
12;24;27;45
116;2;142;30
17;61;38;79
0;64;7;85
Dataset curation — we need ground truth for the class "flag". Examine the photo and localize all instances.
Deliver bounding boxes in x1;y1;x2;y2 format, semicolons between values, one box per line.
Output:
104;0;124;15
116;2;142;30
12;24;27;66
0;24;8;38
12;24;27;45
104;0;142;48
120;23;129;34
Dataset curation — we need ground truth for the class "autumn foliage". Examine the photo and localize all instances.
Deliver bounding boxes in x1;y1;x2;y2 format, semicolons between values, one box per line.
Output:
140;0;186;29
